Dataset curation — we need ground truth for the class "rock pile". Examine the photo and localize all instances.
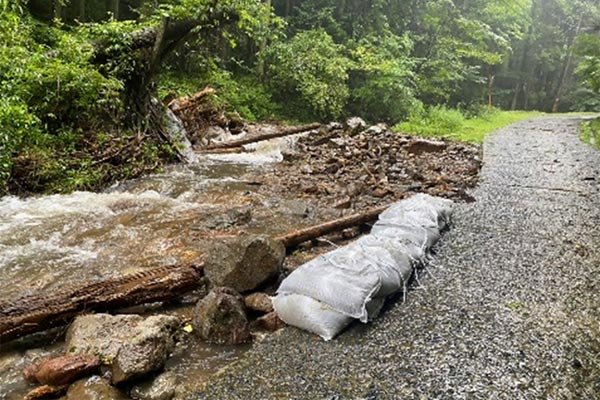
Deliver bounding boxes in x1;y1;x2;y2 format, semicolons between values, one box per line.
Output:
262;122;481;209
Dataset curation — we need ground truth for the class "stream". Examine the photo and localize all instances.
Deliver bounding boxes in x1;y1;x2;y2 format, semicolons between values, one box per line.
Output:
0;135;310;399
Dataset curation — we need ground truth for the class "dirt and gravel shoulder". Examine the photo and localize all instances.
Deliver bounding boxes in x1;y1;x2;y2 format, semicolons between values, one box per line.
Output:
193;116;600;399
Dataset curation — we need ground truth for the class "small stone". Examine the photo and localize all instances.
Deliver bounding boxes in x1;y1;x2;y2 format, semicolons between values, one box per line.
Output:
372;187;390;198
244;293;274;314
26;354;100;386
24;385;67;400
345;117;367;135
193;287;250;345
334;197;352;209
405;139;448;155
255;312;286;332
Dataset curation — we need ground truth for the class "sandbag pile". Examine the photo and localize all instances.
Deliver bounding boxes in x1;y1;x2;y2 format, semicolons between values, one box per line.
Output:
273;194;453;340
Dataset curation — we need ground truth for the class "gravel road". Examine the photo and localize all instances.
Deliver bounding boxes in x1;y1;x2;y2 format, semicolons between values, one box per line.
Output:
194;117;600;400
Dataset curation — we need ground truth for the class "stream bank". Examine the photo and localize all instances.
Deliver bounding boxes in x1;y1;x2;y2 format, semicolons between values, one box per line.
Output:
1;116;482;399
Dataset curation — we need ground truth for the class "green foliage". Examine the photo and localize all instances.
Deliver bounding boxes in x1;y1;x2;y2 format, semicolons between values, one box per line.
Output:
348;33;418;123
575;34;600;94
0;99;40;192
581;118;600;149
264;29;350;119
160;66;279;121
395;107;541;143
396;105;466;137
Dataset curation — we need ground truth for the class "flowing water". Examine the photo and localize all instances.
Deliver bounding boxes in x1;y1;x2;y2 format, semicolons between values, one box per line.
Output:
0;135;311;399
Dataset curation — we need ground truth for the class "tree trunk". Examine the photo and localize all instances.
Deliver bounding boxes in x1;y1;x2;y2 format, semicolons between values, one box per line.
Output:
487;73;495;108
257;0;272;77
552;14;584;113
78;0;86;22
53;0;62;22
276;204;391;248
0;264;203;343
202;123;321;151
111;0;120;19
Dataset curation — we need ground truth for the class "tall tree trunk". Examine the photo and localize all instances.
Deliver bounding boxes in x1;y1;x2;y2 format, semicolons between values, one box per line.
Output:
487;72;495;108
111;0;120;20
510;83;521;110
552;14;584;113
53;0;62;22
257;0;272;77
78;0;86;22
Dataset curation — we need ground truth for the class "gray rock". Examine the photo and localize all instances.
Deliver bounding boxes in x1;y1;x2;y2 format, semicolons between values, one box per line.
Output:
66;376;128;400
344;117;367;134
111;334;169;385
66;314;143;362
364;123;388;135
66;314;179;384
192;287;250;345
130;371;177;400
204;235;285;293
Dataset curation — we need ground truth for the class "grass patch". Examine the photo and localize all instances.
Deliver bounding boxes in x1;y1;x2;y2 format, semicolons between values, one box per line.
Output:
581;118;600;149
394;106;542;143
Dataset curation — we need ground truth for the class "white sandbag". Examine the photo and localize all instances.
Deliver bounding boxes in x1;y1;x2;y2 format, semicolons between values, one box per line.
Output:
370;224;440;249
377;193;453;230
273;194;454;340
272;293;352;341
354;235;414;282
277;247;383;322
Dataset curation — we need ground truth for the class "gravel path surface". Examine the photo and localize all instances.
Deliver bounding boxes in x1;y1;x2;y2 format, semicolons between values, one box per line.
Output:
194;117;600;400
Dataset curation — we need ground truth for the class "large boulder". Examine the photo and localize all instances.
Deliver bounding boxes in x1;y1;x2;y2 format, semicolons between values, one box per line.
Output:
130;371;177;400
66;314;179;384
204;235;285;293
66;376;128;400
192;287;250;345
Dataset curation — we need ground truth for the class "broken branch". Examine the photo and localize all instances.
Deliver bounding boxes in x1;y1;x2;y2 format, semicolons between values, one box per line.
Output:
203;123;321;150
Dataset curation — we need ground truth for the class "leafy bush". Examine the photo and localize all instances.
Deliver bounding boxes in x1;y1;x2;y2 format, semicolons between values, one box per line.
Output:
0;99;40;193
264;29;350;119
348;33;418;123
396;105;466;137
160;64;279;122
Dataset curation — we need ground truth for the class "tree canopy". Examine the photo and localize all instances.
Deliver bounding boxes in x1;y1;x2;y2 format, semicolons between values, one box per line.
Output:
0;0;598;194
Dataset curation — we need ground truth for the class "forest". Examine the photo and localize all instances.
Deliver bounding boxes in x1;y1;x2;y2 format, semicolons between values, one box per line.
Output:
1;0;599;194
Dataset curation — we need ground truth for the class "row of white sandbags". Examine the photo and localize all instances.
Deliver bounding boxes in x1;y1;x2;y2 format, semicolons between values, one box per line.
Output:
273;194;453;340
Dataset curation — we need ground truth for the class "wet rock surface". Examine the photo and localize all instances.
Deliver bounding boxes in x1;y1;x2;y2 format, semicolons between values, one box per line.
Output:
204;235;285;293
194;117;600;399
24;354;100;386
66;314;179;384
130;371;177;400
193;287;251;345
65;376;129;400
244;293;273;314
253;312;285;332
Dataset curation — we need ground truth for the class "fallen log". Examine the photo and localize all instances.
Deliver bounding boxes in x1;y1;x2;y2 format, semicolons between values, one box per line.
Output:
276;204;392;248
198;146;245;155
203;122;321;150
0;264;203;343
